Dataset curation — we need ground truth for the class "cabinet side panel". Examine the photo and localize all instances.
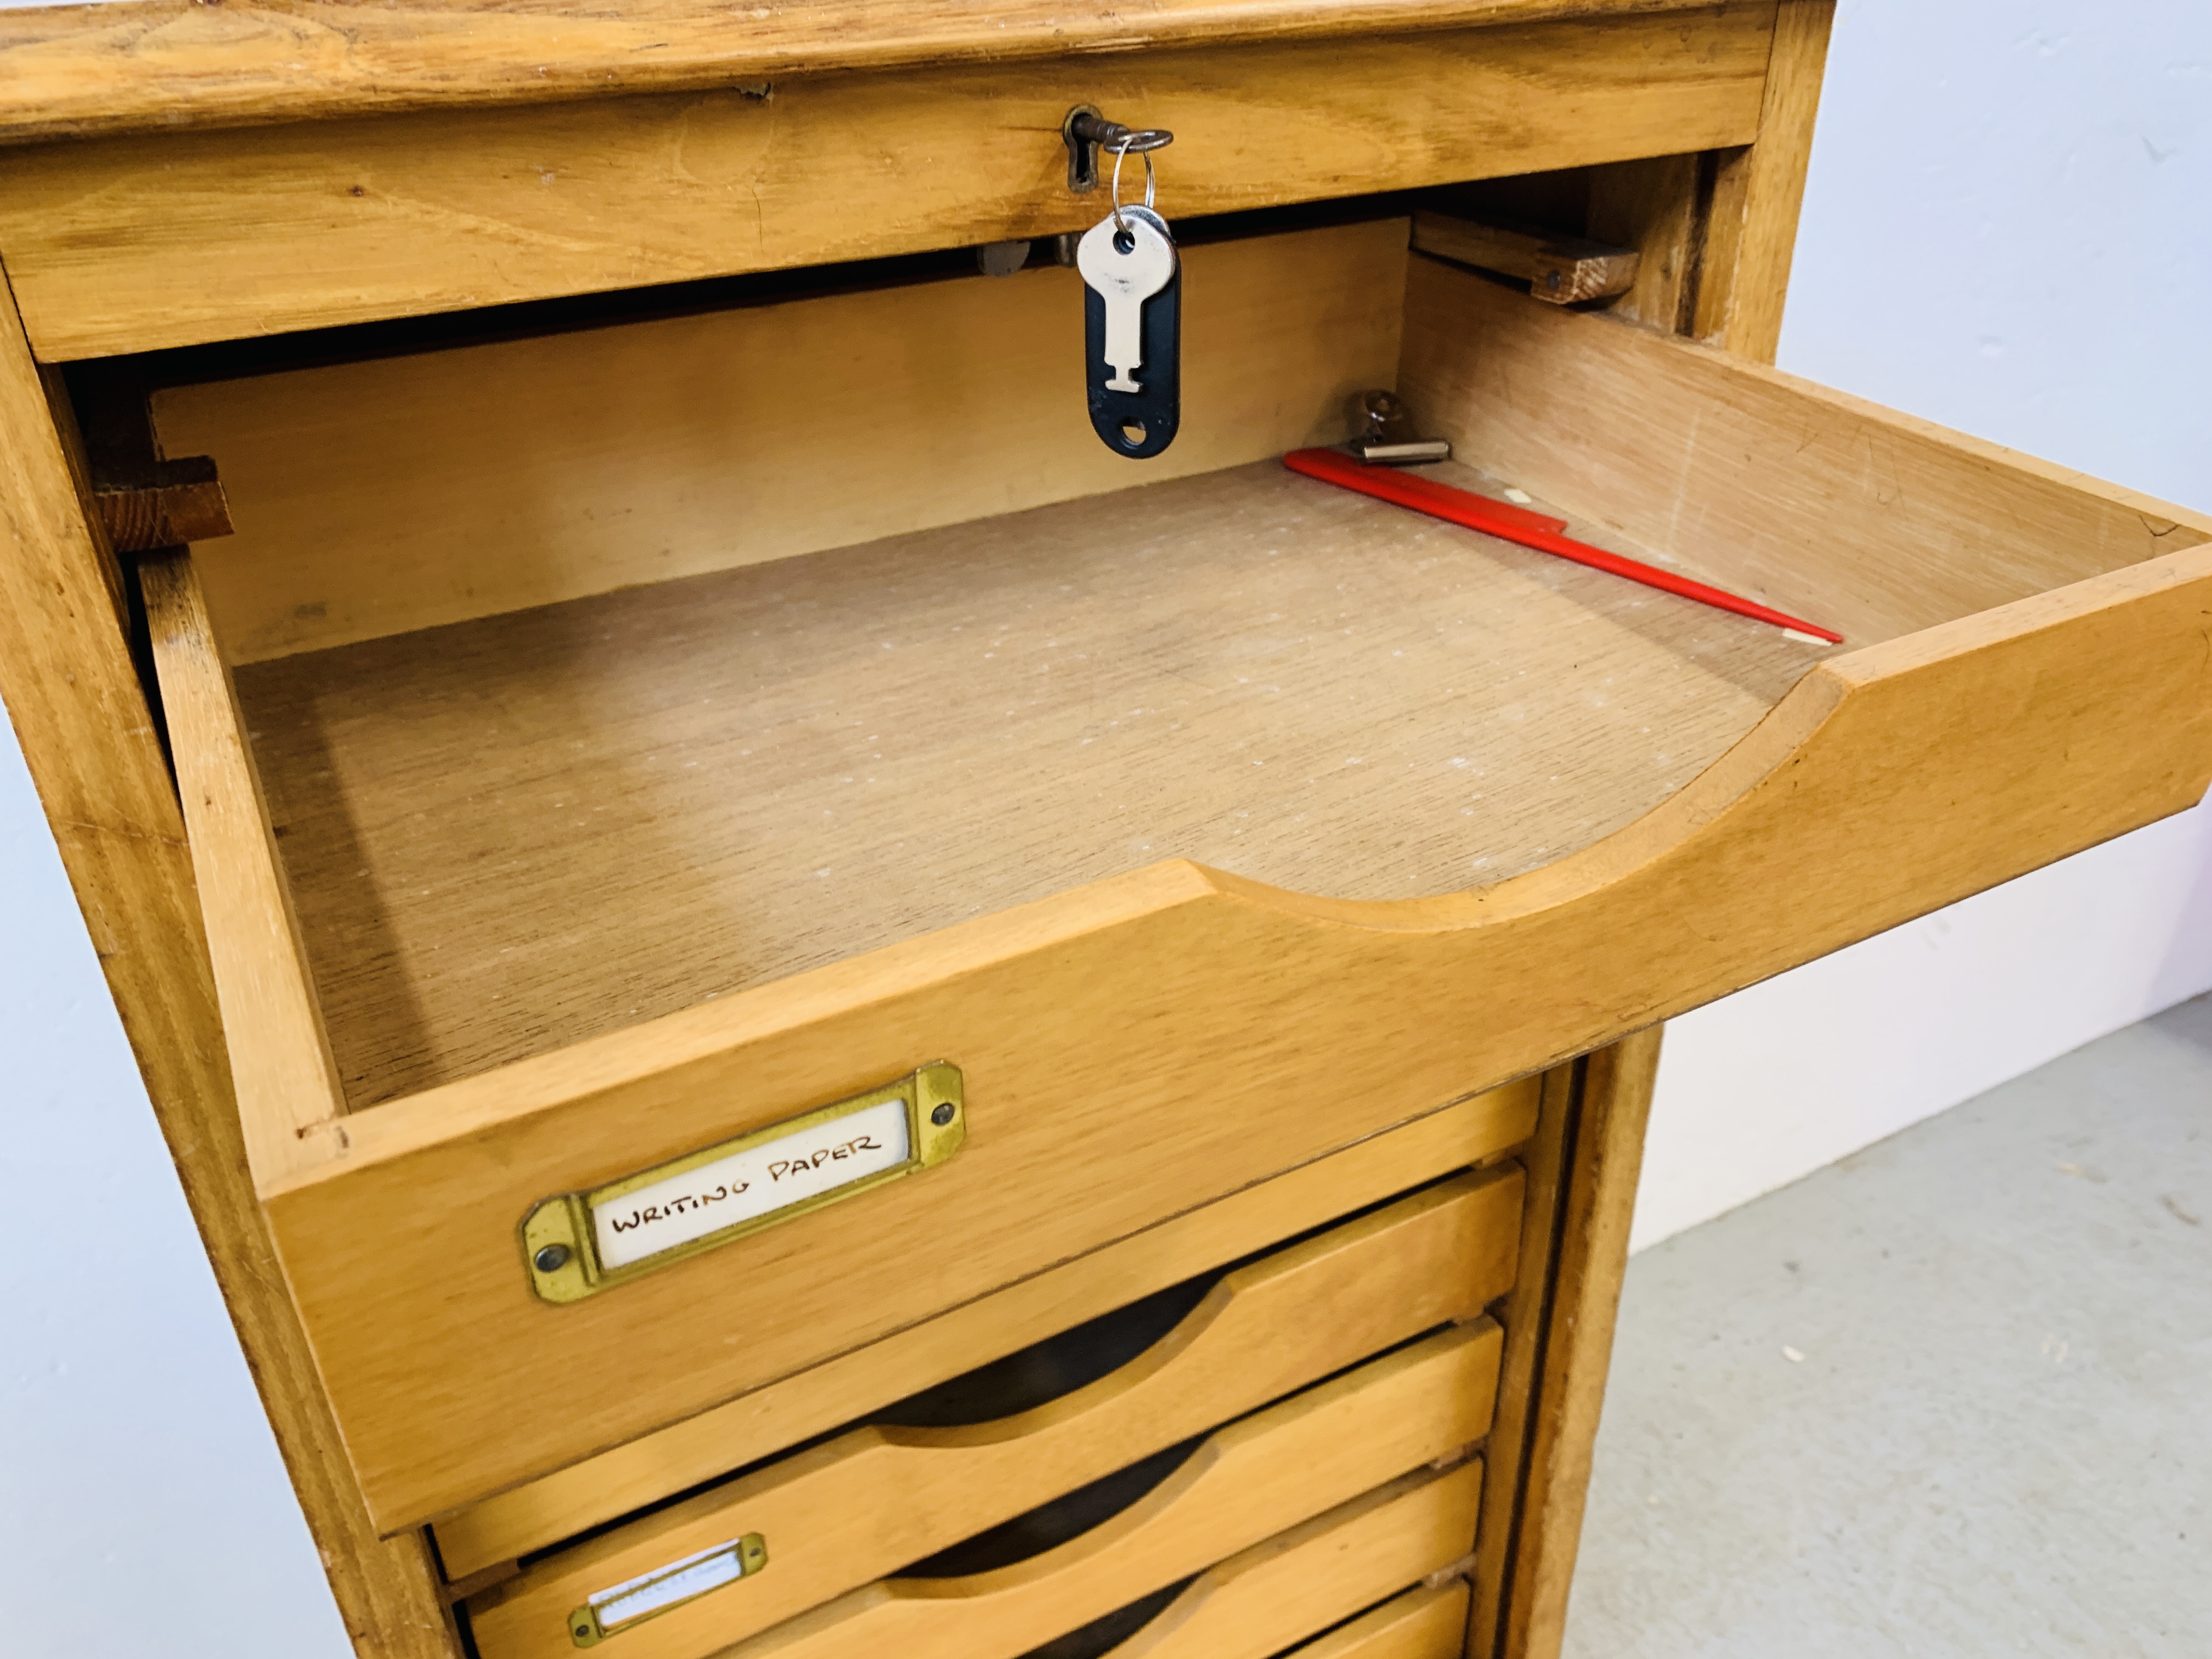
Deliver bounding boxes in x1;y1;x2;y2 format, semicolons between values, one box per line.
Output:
1466;1062;1580;1658
1499;1028;1662;1659
0;272;456;1656
1692;0;1837;362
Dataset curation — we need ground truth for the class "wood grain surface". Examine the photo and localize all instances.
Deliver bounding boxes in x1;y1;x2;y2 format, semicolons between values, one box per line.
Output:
1465;1063;1579;1658
141;552;351;1172
0;12;1918;1657
1583;153;1703;333
1692;0;1835;362
1103;1463;1481;1659
466;1171;1518;1659
155;222;1409;663
434;1082;1537;1577
1498;1029;1661;1659
1400;259;2205;646
1409;211;1640;304
0;1;1756;144
1;8;1776;358
1290;1582;1471;1658
90;455;232;553
1470;43;1835;1629
471;1177;1522;1654
0;278;456;1654
709;1324;1499;1659
230;458;1814;1111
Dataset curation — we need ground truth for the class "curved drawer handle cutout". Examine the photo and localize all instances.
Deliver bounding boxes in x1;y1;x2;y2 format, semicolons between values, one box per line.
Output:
883;1165;1498;1435
878;1273;1217;1431
713;1323;1500;1659
881;1170;1510;1460
465;1178;1517;1659
904;1437;1204;1579
1012;1578;1193;1659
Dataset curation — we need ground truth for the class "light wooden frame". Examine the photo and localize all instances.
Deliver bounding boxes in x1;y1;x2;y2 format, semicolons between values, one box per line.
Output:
18;8;2199;1659
123;212;2212;1532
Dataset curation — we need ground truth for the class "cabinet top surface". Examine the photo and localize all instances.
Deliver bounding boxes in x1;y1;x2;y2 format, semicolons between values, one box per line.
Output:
0;0;1714;145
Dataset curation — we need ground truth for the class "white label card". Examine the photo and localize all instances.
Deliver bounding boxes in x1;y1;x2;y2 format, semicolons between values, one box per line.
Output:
590;1097;912;1271
590;1539;752;1628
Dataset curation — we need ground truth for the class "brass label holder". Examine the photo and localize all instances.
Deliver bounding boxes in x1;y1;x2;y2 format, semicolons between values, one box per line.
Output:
522;1062;965;1304
570;1533;769;1647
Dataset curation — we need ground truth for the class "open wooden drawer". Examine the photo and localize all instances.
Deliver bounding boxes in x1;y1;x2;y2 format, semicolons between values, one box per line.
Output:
140;214;2212;1536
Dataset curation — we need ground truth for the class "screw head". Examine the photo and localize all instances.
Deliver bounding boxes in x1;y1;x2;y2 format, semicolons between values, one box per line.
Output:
534;1243;573;1274
930;1102;957;1128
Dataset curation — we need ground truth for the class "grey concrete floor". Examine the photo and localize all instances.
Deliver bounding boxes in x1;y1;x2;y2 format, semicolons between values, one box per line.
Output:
1564;993;2212;1658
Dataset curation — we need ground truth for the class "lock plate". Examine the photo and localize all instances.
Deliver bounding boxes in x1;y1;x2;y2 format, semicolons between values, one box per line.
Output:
522;1063;965;1304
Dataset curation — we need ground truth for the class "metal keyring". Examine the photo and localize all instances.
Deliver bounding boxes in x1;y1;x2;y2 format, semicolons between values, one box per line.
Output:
1109;143;1158;236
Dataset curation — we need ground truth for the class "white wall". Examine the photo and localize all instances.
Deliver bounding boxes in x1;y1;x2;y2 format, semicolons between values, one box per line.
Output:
0;730;354;1656
0;2;2207;1651
1634;0;2212;1252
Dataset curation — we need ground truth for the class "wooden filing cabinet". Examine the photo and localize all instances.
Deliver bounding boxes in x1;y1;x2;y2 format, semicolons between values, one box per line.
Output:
1;4;2206;1658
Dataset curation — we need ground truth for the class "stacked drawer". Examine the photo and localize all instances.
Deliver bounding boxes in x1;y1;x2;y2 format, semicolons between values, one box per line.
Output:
448;1104;1529;1659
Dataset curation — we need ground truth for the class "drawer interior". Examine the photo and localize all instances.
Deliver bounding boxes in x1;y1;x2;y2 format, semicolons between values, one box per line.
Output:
227;444;1805;1110
139;200;2176;1119
126;187;2209;1528
151;207;2199;1118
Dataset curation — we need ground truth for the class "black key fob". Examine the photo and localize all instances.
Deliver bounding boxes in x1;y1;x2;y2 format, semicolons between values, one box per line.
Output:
1078;206;1181;460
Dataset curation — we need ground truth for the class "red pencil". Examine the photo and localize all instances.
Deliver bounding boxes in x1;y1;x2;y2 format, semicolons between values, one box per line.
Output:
1283;447;1844;645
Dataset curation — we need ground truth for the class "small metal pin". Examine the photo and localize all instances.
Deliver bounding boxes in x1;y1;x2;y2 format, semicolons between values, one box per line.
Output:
1347;390;1452;465
930;1103;958;1127
534;1244;572;1274
977;240;1031;278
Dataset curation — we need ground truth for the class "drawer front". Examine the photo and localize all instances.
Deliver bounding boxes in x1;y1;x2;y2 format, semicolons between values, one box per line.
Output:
711;1320;1499;1659
466;1171;1520;1659
2;8;1774;358
435;1094;1523;1578
1283;1582;1471;1659
1097;1464;1480;1659
267;1063;1537;1531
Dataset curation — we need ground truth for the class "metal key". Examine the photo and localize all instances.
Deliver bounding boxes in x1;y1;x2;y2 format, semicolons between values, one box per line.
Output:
1077;212;1176;392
